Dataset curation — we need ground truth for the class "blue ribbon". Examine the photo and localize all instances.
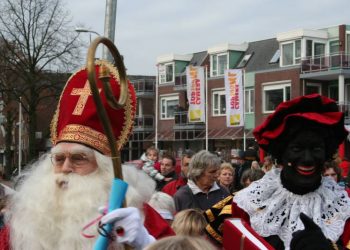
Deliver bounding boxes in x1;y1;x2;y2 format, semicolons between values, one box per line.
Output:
93;178;128;250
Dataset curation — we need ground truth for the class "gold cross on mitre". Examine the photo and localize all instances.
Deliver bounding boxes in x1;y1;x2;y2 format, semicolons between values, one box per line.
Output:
71;80;101;115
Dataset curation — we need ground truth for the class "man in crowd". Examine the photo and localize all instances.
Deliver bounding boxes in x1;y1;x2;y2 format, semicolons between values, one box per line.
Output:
0;61;157;250
156;155;177;191
162;149;194;196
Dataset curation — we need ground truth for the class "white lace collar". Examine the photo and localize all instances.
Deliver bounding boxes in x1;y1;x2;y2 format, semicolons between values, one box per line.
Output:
233;168;350;250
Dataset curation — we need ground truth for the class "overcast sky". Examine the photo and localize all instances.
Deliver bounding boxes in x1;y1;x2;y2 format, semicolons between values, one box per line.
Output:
65;0;349;75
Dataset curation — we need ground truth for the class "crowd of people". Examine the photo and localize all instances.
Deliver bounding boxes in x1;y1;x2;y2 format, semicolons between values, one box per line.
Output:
0;58;349;250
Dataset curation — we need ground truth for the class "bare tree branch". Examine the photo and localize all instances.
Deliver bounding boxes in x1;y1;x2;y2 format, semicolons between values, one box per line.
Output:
0;0;83;160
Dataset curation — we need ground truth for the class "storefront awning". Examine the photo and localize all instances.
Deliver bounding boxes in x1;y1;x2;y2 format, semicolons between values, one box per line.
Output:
195;127;253;140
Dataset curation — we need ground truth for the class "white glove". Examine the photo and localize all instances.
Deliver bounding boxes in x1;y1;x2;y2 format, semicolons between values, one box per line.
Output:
100;207;155;250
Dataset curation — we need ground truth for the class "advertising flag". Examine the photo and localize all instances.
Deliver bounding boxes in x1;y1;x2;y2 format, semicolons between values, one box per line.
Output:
225;69;244;127
186;66;205;123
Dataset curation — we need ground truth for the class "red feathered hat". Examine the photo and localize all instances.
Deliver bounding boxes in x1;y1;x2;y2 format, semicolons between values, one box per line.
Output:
50;60;136;155
253;94;347;155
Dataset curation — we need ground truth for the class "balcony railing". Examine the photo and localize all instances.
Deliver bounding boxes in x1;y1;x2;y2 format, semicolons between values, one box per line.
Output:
131;79;155;94
133;115;154;131
301;52;350;73
174;111;205;130
174;73;187;90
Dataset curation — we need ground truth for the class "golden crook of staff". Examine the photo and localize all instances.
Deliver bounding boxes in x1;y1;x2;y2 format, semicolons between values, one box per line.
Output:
86;36;127;180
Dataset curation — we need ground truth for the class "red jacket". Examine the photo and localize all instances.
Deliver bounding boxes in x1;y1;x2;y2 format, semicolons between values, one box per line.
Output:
161;177;187;196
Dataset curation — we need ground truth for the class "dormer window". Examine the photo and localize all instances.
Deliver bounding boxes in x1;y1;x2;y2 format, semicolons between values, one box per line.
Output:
281;39;301;66
210;53;228;77
159;62;174;84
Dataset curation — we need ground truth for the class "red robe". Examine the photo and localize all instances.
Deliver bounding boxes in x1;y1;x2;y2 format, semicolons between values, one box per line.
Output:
0;226;9;250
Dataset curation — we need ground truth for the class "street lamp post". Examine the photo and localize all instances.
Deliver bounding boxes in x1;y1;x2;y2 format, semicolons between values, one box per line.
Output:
75;28;101;43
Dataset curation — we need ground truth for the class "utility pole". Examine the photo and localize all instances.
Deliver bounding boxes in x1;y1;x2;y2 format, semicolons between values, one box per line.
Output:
18;97;22;175
103;0;117;61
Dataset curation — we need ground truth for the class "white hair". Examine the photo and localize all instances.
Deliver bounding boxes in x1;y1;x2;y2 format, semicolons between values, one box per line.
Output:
7;143;155;250
148;192;175;220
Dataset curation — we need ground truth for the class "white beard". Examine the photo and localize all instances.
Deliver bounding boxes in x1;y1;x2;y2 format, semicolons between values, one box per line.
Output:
6;149;156;250
7;155;113;250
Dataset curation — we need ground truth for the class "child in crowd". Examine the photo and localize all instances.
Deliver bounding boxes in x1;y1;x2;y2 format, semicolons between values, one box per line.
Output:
141;147;165;182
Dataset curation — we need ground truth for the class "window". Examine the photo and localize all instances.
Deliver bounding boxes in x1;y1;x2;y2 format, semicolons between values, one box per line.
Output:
314;42;325;56
329;40;340;54
305;83;321;95
245;89;254;113
328;85;338;101
295;40;301;64
159;63;174;84
306;40;313;57
237;54;253;68
346;84;350;103
160;95;179;119
210;53;228;77
282;43;293;66
281;40;301;66
306;40;326;57
263;83;291;113
212;89;226;116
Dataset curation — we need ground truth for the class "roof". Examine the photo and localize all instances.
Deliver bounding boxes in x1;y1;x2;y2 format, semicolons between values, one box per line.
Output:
189;51;208;67
243;38;280;72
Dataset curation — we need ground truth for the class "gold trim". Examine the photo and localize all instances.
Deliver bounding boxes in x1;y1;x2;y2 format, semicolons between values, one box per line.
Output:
212;195;233;209
219;204;233;216
330;241;339;250
345;240;350;250
58;124;110;155
205;210;215;223
240;234;245;250
205;224;223;243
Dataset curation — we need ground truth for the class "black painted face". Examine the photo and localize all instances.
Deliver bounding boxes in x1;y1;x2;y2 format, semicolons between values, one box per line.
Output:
281;130;325;194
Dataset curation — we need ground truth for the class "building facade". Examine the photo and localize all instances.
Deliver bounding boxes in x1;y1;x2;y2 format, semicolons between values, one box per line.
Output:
129;24;350;165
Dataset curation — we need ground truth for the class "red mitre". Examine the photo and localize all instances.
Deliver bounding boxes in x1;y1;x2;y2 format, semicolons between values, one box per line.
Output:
50;60;136;155
253;94;347;152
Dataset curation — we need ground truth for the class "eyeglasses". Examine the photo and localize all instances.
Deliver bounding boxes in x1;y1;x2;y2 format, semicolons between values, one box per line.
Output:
51;152;91;167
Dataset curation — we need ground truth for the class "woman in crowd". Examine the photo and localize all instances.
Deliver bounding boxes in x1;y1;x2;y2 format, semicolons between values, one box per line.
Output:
144;235;216;250
174;150;229;212
217;162;235;193
171;209;207;237
261;155;275;173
